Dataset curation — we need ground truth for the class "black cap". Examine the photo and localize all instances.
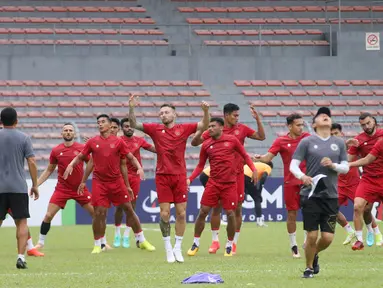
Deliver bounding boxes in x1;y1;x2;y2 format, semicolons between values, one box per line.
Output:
313;107;331;123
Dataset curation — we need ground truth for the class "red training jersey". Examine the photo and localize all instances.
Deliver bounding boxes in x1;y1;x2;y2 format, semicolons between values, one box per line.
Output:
50;142;89;190
143;123;197;175
338;166;360;188
120;135;153;176
348;129;383;178
268;132;310;187
81;135;130;182
202;123;255;174
190;134;255;183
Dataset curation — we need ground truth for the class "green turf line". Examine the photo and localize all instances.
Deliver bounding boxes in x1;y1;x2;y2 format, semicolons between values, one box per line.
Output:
62;200;76;226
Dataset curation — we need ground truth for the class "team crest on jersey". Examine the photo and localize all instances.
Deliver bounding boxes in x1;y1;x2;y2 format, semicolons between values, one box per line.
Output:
73;151;79;155
110;143;115;148
330;144;339;151
134;143;139;147
175;130;181;136
224;142;229;147
234;130;240;135
59;152;63;156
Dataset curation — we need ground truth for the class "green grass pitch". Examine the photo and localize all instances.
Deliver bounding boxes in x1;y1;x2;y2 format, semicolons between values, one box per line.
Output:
0;223;382;288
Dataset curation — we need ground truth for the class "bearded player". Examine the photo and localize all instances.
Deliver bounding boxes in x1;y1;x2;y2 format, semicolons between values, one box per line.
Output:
129;95;210;263
347;113;383;250
113;118;156;248
191;103;265;255
254;113;309;258
34;123;94;252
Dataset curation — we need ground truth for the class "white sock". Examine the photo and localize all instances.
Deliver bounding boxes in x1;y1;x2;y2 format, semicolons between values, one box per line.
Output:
38;234;46;245
115;225;121;237
211;229;219;242
18;254;25;261
226;240;233;248
135;231;145;243
256;217;262;223
355;230;363;242
124;226;131;237
289;232;297;248
101;236;106;245
233;231;240;244
193;237;200;247
174;235;183;250
343;223;354;233
163;236;172;250
367;223;373;233
94;238;101;247
374;225;381;235
303;230;307;243
27;237;34;251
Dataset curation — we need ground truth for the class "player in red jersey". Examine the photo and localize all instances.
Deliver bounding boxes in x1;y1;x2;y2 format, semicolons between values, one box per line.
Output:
34;123;94;252
347;113;383;250
64;115;155;254
186;117;258;257
191;103;265;255
113;118;156;248
129;95;210;263
254;113;309;258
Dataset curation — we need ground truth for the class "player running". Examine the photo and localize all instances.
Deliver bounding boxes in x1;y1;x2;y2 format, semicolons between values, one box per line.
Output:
347;113;383;250
290;107;349;278
330;123;381;246
254;113;309;258
64;114;155;254
191;103;265;255
113;118;156;248
199;161;273;227
129;95;210;263
34;123;94;251
187;118;258;257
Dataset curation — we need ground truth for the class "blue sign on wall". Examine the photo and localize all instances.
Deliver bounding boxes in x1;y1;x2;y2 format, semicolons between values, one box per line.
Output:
75;177;355;224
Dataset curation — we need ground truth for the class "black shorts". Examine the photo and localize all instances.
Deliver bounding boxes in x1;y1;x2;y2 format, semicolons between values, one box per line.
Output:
0;193;30;221
244;175;262;202
199;172;209;188
300;196;338;234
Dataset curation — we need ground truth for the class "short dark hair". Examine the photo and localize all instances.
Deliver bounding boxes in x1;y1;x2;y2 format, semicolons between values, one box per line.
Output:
63;123;74;128
359;112;373;121
210;117;224;126
120;118;129;128
266;162;273;169
96;114;111;122
331;123;342;131
286;113;302;125
110;117;120;126
223;103;240;115
160;104;176;110
1;107;17;126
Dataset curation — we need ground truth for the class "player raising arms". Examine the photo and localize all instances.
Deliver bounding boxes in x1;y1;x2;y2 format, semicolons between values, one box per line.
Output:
191;103;265;255
187;118;258;257
254;113;309;258
64;114;155;254
113;118;156;248
330;123;381;246
129;95;210;263
34;123;94;252
347;113;383;250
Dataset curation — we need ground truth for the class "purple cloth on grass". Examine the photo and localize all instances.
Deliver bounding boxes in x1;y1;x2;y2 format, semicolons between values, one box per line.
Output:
182;273;224;284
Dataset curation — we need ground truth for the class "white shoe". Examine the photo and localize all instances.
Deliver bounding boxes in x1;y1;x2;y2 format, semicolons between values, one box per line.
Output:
34;243;44;250
256;221;268;227
173;248;184;263
166;249;176;263
220;220;228;226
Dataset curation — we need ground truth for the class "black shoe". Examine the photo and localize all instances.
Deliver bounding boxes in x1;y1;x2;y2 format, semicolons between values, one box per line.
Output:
313;254;320;274
302;268;314;278
136;240;140;248
291;245;299;256
101;244;106;250
16;258;27;269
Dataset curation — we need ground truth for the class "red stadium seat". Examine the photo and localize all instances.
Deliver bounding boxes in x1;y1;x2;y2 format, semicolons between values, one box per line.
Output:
347;100;364;106
340;90;358;96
